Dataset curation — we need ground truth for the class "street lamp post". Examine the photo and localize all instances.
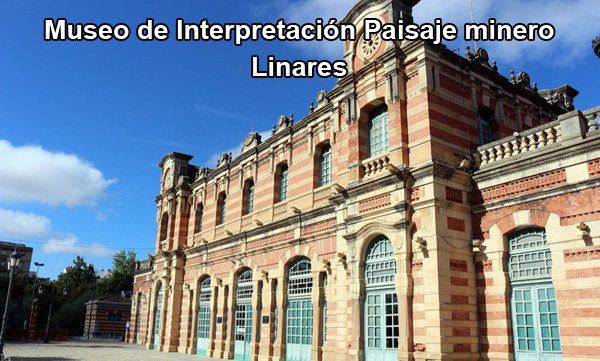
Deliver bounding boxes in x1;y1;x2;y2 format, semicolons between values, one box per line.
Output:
0;248;22;357
86;276;100;339
27;262;45;335
40;284;67;344
30;262;45;299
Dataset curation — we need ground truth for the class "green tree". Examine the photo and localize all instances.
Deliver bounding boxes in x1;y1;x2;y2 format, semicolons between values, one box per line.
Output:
98;250;137;295
55;256;97;302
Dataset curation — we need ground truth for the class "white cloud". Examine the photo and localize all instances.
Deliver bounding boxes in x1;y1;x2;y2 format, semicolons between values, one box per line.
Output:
0;140;116;207
0;208;51;239
268;0;599;66
204;130;273;167
41;234;113;258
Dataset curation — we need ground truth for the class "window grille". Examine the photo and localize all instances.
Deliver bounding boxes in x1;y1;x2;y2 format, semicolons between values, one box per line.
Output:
247;181;254;214
319;145;332;186
220;195;227;224
365;236;396;288
508;228;552;283
197;205;203;233
200;277;211;303
368;105;389;157
154;284;163;342
280;165;289;201
237;269;253;300
288;258;313;297
478;111;493;145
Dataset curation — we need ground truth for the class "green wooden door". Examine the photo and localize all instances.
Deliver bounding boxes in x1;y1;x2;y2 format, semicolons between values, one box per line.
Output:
153;285;163;350
234;303;253;361
234;269;253;361
196;278;211;355
286;258;313;361
508;228;562;361
511;285;562;361
364;236;398;361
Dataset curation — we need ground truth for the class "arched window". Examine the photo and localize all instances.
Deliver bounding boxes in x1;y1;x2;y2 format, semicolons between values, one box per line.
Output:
478;111;493;145
364;235;398;360
234;269;253;361
153;283;163;350
279;165;289;202
159;213;168;241
246;180;254;214
319;145;332;186
196;277;211;355
287;257;313;361
195;204;204;233
218;194;227;225
508;228;562;359
368;105;389;157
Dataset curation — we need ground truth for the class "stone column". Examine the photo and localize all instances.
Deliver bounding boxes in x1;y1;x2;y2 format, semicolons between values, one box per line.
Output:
311;270;324;361
224;282;236;359
273;276;287;361
207;285;219;357
250;280;263;361
258;279;274;361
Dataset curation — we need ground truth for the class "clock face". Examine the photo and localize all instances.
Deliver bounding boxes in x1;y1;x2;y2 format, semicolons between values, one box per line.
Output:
278;116;288;127
243;133;255;146
163;169;172;190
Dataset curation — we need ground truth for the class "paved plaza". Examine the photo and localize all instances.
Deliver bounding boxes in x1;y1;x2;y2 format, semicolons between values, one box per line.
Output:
4;341;222;361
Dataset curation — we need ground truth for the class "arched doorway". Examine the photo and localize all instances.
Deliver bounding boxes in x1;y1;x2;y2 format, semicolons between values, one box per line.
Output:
153;283;163;350
508;228;562;360
364;235;398;361
234;269;253;361
196;277;211;355
286;257;313;361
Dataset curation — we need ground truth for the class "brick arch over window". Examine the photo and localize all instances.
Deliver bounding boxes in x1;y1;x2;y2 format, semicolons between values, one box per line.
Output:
493;209;553;237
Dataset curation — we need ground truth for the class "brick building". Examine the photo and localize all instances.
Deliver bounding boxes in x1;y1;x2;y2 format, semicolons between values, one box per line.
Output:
84;293;131;339
0;241;33;275
127;0;600;360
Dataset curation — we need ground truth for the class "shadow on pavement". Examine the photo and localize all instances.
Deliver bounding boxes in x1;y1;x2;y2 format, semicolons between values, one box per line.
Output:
6;356;77;361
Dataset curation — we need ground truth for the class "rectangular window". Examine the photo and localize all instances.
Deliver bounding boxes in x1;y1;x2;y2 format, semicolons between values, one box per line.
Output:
197;205;203;233
108;314;122;321
220;195;227;224
368;106;389;157
247;182;254;214
280;165;289;201
478;111;493;145
319;145;332;186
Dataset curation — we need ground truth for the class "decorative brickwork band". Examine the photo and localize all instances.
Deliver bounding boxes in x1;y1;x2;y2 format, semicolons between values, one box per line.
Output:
207;245;242;261
358;193;391;213
247;230;295;251
439;74;471;99
300;218;336;237
475;260;493;273
563;245;600;263
473;169;567;204
589;159;600;178
411;188;420;202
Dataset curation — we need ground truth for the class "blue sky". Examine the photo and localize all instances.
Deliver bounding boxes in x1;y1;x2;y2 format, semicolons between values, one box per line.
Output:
1;0;599;280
